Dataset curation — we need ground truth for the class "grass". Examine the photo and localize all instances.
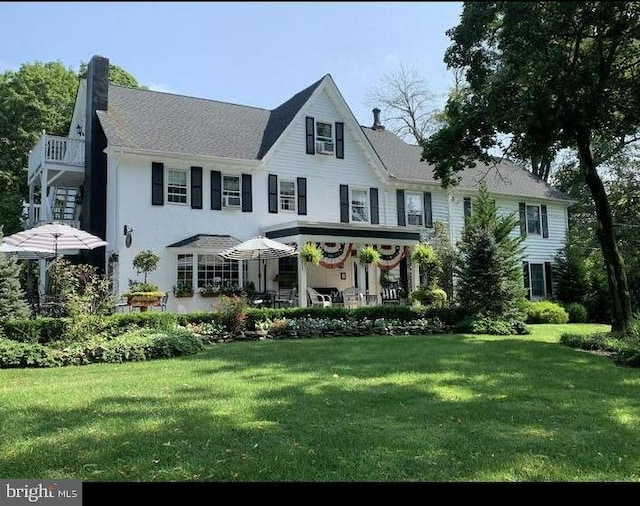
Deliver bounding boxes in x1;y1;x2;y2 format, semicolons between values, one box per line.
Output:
1;323;638;482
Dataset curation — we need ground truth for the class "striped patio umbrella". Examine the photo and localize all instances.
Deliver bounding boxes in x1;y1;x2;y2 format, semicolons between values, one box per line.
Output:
219;236;297;292
2;222;107;256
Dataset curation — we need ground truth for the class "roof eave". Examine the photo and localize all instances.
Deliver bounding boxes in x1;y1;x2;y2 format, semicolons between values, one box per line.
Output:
103;145;262;169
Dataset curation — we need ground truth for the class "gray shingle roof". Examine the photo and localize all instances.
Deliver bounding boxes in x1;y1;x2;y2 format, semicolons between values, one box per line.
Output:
361;127;570;202
97;76;325;160
166;234;241;250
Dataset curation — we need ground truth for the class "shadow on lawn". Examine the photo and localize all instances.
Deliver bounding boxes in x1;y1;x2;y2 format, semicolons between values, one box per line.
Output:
0;335;639;481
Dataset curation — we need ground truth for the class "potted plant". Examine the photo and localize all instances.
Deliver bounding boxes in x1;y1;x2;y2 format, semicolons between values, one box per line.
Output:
359;245;381;266
173;282;194;298
411;242;440;288
300;242;322;266
125;250;164;311
199;282;221;297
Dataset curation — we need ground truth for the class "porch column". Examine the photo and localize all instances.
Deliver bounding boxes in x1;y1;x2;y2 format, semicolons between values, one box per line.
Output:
410;247;420;294
298;248;308;308
38;258;47;299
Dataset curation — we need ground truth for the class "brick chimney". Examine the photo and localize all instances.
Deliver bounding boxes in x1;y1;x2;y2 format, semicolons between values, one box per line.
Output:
372;108;385;130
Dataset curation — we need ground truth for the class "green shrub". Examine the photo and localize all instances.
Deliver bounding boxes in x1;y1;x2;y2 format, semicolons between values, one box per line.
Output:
462;315;529;335
1;317;70;344
560;331;640;367
526;300;569;324
410;286;447;309
0;339;62;368
564;302;588;323
219;295;247;335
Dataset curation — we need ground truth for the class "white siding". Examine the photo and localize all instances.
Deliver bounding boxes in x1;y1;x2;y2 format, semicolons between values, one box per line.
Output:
448;190;568;262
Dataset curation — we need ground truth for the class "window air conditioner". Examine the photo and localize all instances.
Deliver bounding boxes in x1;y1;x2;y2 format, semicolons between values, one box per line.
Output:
316;141;334;154
223;196;241;207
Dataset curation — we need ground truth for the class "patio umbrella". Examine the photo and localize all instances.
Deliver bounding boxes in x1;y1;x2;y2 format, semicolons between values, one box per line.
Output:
2;222;107;257
0;241;55;260
219;235;297;292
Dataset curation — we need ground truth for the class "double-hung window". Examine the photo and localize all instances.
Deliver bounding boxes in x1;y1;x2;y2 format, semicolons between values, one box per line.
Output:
529;263;545;298
405;192;423;226
351;188;369;223
279;179;296;212
526;205;541;235
223;175;241;208
167;169;188;204
316;121;334;154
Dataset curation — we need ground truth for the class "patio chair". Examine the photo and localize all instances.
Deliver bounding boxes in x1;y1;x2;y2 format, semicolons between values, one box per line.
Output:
307;287;332;308
342;286;363;309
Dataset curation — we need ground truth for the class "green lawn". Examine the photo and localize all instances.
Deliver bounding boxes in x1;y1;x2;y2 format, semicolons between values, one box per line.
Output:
1;323;638;482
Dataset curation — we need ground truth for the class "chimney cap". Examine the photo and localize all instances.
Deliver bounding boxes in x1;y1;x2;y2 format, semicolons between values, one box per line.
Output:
372;108;384;131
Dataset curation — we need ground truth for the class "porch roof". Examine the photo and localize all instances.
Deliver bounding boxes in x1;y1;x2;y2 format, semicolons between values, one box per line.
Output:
262;221;421;246
166;234;241;251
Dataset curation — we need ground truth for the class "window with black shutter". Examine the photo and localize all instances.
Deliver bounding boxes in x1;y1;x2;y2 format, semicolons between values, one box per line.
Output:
210;170;221;210
519;202;527;236
370;188;379;225
241;174;252;212
306;116;315;154
151;162;164;206
268;174;278;213
463;197;472;226
396;189;406;226
423;192;433;228
190;166;202;209
297;177;307;215
340;184;349;223
541;204;549;238
335;122;344;159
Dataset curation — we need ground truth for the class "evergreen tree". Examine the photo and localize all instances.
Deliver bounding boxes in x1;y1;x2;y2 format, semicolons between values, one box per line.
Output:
0;230;30;320
456;182;526;322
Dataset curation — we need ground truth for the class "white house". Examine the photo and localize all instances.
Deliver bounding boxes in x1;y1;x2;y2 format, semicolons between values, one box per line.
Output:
25;55;571;312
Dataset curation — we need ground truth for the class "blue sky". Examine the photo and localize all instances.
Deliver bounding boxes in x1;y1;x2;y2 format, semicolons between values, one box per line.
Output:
0;1;463;126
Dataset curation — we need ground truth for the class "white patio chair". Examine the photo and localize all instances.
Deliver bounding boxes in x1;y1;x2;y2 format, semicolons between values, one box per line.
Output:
307;287;332;308
342;286;363;309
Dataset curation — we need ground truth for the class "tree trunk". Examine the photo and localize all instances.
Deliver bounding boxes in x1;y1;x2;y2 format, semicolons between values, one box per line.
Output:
576;128;633;334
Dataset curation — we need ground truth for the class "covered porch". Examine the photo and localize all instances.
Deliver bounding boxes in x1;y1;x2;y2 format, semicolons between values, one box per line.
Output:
262;221;421;308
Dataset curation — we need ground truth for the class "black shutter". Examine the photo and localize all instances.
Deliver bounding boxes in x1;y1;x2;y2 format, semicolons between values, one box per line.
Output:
241;174;252;212
297;177;307;215
523;261;530;300
370;188;379;225
396;189;406;226
151;162;164;206
190;166;202;209
335;121;344;159
541;204;549;238
306;116;315;154
340;184;349;223
268;174;278;213
463;197;472;226
519;202;527;236
544;261;553;298
210;170;221;210
423;192;433;228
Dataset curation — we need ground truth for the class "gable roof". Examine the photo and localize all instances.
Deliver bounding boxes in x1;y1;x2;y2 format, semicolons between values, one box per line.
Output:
361;127;570;202
96;77;325;161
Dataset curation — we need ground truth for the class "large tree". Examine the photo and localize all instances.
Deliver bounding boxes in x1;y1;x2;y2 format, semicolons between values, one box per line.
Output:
422;2;640;333
366;64;440;144
0;60;141;235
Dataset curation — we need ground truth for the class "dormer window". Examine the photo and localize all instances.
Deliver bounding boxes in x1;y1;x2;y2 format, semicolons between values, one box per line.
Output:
316;121;334;154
